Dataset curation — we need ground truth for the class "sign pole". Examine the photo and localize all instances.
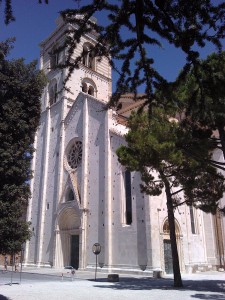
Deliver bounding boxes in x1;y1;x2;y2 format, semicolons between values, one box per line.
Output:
92;243;101;281
95;254;98;281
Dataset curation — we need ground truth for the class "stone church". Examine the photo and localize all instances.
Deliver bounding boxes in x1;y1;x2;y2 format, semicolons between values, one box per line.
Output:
24;16;225;274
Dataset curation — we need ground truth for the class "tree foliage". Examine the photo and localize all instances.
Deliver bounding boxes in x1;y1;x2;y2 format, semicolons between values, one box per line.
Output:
0;40;47;254
118;111;225;210
117;109;225;287
174;52;225;163
0;0;15;25
4;1;225;100
58;0;225;106
0;0;49;25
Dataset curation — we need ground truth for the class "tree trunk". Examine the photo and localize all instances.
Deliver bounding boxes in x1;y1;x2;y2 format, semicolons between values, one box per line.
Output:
217;124;225;160
161;172;183;287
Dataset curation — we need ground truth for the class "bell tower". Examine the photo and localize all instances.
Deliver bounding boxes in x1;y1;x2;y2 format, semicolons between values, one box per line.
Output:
25;15;112;268
39;15;112;113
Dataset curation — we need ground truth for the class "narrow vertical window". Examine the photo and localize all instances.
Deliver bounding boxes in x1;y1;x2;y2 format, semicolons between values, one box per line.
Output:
50;46;59;69
190;206;196;234
53;83;57;103
82;43;95;71
82;82;87;93
88;86;94;96
89;49;95;69
49;82;57;106
124;170;132;225
82;46;88;66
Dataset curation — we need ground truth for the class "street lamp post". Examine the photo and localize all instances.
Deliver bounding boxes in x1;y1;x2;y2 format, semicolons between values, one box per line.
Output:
19;246;24;284
92;243;101;281
10;254;14;286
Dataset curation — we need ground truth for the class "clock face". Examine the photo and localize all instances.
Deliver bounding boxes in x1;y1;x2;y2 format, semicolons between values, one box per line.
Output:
67;141;82;169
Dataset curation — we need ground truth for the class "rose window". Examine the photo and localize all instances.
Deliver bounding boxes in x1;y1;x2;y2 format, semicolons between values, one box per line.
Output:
67;141;82;169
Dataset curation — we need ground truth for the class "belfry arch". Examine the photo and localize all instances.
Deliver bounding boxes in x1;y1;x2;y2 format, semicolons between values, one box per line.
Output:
55;207;81;269
81;78;97;97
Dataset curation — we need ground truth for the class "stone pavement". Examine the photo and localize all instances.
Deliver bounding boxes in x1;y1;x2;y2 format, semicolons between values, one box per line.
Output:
0;267;224;300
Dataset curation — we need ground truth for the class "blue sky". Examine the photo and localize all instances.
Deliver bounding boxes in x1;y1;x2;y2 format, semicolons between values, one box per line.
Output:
0;0;80;62
0;0;224;89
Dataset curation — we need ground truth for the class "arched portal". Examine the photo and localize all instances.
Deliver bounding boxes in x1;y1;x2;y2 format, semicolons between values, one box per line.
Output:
162;218;182;274
55;207;81;269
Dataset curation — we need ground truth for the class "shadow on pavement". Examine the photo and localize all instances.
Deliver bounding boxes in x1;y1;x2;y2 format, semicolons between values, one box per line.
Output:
0;295;11;300
191;294;225;300
91;277;225;294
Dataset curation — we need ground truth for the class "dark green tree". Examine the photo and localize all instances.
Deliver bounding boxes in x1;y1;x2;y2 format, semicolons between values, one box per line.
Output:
174;52;225;163
0;40;47;254
117;109;225;287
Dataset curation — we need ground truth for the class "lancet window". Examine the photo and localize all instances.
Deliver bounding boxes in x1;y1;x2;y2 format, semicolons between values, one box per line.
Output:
49;45;59;69
81;79;96;97
82;43;95;70
49;80;58;106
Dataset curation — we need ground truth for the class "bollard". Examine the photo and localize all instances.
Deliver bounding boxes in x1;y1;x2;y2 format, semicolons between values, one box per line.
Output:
61;273;64;281
108;274;119;282
71;270;75;281
153;270;162;278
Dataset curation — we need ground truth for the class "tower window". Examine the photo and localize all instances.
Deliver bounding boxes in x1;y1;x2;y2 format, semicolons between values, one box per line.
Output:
49;81;57;106
88;86;94;96
82;43;95;70
49;46;59;69
88;49;95;69
81;79;96;97
82;46;88;66
82;82;88;93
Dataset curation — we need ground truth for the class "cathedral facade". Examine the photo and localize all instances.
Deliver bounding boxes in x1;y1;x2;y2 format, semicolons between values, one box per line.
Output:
24;16;225;274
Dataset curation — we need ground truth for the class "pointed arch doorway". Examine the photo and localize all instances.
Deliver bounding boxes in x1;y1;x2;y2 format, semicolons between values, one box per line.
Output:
162;219;182;274
55;207;81;269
